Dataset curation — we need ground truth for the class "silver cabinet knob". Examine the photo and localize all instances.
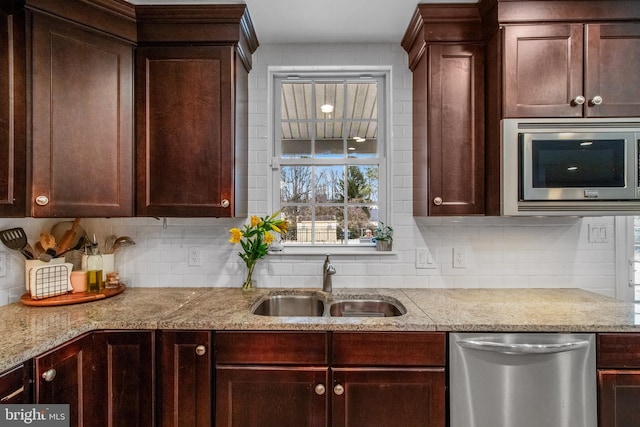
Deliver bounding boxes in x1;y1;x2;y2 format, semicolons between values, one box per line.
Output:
433;197;443;206
35;195;49;206
573;95;586;105
42;368;56;382
590;95;603;106
334;384;345;395
195;345;206;356
221;199;230;208
314;384;326;395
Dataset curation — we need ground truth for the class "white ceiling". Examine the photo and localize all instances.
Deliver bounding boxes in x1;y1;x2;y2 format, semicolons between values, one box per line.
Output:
128;0;477;44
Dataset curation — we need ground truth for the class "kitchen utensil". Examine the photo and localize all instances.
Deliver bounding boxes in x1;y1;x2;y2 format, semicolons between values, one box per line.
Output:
0;228;34;259
111;236;135;253
39;233;57;257
55;218;81;255
56;235;86;258
51;220;88;252
104;234;117;254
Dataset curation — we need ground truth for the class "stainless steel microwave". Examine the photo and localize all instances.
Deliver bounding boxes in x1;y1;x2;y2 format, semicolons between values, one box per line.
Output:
502;118;640;216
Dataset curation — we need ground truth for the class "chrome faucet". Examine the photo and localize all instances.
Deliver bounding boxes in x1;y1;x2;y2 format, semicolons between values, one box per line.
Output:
323;254;336;292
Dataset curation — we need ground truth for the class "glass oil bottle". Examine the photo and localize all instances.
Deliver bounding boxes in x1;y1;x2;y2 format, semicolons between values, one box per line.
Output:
85;239;103;293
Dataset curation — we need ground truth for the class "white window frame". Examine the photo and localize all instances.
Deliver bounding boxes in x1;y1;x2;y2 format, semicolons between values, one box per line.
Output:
267;66;393;255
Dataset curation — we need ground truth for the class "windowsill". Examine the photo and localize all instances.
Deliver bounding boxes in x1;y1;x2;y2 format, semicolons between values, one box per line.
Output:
268;246;398;256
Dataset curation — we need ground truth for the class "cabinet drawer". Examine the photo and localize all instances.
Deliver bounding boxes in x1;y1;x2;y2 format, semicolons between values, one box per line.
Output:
598;333;640;368
215;332;328;365
0;364;28;404
332;332;446;366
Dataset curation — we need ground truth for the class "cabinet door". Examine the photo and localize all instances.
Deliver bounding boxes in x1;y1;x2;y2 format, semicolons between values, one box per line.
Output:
503;24;584;118
332;368;445;427
0;364;30;404
136;46;236;217
0;2;26;217
92;331;155;427
427;44;484;215
598;370;640;427
30;12;133;217
159;330;212;427
34;333;93;426
216;366;329;427
585;23;640;117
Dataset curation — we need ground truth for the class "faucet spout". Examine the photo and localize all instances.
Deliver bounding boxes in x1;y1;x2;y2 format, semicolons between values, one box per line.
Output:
323;254;336;292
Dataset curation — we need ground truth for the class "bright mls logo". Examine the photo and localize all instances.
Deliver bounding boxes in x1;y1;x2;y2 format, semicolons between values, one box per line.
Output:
0;405;69;426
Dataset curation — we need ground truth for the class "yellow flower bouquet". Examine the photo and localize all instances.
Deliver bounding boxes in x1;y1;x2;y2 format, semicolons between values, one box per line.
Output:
229;212;289;289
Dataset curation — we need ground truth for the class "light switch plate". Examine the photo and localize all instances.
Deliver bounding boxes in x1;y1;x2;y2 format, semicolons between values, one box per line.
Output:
416;247;436;269
0;250;6;277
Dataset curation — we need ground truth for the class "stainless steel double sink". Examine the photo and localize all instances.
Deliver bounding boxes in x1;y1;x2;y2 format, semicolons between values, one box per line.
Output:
251;293;406;318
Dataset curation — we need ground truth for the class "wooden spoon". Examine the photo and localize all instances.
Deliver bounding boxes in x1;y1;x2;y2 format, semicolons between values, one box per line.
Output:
39;233;57;256
56;218;81;255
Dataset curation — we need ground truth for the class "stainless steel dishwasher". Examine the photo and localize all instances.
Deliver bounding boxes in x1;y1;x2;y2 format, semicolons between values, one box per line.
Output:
450;332;597;427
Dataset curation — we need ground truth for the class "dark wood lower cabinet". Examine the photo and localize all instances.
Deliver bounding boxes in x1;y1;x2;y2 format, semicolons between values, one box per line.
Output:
0;363;31;404
34;333;94;426
599;370;640;427
332;368;445;427
34;331;154;427
216;366;329;427
215;331;446;427
158;330;212;427
598;333;640;427
92;331;155;427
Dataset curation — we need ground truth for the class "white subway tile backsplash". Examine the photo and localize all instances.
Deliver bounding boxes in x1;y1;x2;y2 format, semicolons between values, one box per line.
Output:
0;43;624;306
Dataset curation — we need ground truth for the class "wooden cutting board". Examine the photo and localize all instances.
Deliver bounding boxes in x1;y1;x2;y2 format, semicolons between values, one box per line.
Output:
20;284;126;306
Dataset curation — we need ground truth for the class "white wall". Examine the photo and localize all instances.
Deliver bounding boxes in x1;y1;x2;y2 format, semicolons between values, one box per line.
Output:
0;43;618;306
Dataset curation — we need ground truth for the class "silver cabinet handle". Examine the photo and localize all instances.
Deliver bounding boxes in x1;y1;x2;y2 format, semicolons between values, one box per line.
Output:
573;95;586;105
456;338;590;355
590;95;603;106
221;199;230;208
35;195;49;206
433;197;443;206
195;345;206;356
314;384;326;395
334;384;345;395
42;368;56;382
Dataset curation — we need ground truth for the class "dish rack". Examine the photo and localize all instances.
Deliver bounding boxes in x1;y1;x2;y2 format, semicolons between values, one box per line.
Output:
26;260;73;299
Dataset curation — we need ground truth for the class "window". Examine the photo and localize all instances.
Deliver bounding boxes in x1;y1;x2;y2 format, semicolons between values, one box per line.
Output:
635;217;640;302
272;71;387;247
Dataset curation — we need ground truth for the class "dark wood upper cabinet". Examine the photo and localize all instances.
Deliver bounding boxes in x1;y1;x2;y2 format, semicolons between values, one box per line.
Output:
135;5;258;217
0;1;26;217
503;24;584;118
27;0;135;217
402;5;485;216
503;22;640;118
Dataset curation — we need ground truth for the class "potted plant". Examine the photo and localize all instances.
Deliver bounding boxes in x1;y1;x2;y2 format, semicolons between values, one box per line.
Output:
374;221;393;251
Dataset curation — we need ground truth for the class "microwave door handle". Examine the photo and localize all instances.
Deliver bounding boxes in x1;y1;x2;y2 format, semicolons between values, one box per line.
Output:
456;338;590;355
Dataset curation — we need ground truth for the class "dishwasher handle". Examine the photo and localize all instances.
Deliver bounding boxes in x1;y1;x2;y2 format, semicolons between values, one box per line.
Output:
456;338;590;355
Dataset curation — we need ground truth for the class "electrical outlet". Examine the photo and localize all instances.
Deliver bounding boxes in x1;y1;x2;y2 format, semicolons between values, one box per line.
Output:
453;247;466;269
188;247;202;267
0;250;6;277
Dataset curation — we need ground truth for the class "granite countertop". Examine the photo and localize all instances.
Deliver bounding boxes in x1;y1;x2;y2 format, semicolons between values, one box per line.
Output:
0;287;638;372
